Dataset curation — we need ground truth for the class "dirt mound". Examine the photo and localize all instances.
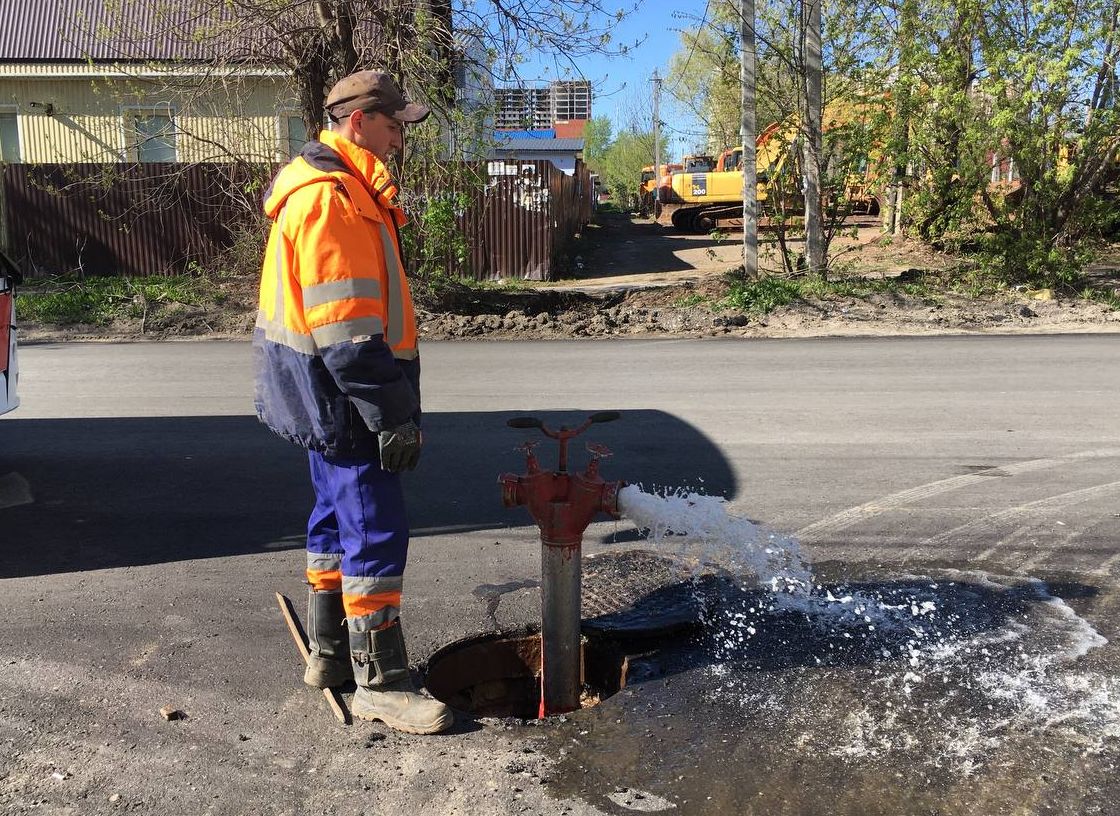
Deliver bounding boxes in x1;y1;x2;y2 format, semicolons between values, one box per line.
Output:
17;213;1120;342
414;281;1120;341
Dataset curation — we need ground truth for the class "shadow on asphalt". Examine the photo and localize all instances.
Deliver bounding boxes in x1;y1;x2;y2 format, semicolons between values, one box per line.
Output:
0;409;734;578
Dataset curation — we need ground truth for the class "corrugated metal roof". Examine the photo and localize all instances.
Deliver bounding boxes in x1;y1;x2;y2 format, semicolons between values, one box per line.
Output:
0;62;284;78
495;129;557;139
491;137;584;152
0;0;251;63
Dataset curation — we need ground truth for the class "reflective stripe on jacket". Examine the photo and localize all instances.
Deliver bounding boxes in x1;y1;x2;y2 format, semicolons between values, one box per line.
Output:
253;129;420;458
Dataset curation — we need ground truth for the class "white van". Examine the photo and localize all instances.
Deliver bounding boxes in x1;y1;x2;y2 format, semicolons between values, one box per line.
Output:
0;249;20;416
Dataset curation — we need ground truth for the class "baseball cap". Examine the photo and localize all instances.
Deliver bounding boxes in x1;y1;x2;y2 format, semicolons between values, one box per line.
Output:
325;70;430;123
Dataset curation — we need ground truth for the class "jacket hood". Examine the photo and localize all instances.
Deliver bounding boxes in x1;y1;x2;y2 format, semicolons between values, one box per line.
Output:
262;131;404;223
262;159;337;219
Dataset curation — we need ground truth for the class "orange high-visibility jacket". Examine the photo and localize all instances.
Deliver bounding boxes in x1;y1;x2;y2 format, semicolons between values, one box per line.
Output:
253;130;420;458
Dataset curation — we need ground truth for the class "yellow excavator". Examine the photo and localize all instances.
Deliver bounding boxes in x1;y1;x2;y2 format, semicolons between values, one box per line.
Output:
656;123;798;232
638;163;681;216
656;105;883;233
639;156;716;216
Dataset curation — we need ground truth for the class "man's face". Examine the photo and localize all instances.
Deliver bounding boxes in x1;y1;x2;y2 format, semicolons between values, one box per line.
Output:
352;110;404;161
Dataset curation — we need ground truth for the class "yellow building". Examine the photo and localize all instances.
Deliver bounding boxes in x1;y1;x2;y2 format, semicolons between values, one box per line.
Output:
0;3;308;164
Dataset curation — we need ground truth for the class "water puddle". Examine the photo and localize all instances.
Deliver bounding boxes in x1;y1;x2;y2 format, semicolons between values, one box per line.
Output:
541;486;1120;814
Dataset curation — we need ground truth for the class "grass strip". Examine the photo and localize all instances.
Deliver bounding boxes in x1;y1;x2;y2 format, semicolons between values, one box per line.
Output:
17;275;208;325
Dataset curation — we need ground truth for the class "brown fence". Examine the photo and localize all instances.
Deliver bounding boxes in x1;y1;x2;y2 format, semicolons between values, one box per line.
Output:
456;159;593;281
1;162;270;278
1;159;592;281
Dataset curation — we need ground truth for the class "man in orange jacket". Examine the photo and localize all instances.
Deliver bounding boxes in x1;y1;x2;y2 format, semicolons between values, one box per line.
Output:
254;70;452;735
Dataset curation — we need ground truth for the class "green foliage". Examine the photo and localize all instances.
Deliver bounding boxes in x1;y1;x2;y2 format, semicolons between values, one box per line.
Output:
716;269;988;314
974;235;1092;291
18;275;207;325
396;109;488;287
593;201;623;215
668;2;745;153
1082;285;1120;311
895;0;1119;286
210;193;272;279
666;0;897;276
665;0;1117;284
674;292;710;308
792;272;933;300
710;263;1120;319
402;190;473;281
582;117;613;168
584;120;658;210
719;274;803;314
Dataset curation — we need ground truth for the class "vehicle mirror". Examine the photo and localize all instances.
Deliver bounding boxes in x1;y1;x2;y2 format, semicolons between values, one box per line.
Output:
0;248;23;286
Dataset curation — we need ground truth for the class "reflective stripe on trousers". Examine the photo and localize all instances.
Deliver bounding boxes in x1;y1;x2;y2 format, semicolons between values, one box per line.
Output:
306;450;409;632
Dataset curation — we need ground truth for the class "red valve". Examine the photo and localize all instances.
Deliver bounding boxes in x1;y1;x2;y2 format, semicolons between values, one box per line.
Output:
585;443;612;479
500;413;625;545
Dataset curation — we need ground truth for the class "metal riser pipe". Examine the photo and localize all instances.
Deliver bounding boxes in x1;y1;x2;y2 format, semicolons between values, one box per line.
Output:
540;539;581;715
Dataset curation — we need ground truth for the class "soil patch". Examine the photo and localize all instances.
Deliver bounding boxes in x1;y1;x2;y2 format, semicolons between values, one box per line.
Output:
17;213;1120;343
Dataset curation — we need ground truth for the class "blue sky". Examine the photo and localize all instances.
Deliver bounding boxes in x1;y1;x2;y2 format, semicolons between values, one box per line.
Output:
513;0;709;154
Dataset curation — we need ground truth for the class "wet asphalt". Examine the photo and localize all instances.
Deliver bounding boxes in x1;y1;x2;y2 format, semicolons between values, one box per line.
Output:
2;336;1119;815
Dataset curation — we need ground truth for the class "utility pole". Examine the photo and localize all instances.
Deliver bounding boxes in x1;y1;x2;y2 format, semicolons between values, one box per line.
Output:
740;0;758;277
802;0;824;274
651;69;662;213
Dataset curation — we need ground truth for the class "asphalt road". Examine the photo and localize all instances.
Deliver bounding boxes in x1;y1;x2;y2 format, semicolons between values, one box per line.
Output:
2;336;1119;815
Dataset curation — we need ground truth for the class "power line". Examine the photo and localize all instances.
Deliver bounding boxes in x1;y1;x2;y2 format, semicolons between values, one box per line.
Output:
664;0;713;96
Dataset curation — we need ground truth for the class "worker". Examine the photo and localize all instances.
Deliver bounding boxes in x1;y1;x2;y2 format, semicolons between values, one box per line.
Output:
253;70;453;735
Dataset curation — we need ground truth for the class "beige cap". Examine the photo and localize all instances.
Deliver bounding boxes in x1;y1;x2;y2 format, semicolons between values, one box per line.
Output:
325;70;430;123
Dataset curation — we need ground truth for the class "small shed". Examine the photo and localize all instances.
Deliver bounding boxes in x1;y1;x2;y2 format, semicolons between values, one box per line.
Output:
488;133;584;175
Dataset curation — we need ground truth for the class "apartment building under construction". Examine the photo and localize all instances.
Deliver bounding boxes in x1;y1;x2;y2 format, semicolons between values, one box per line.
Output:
494;80;592;134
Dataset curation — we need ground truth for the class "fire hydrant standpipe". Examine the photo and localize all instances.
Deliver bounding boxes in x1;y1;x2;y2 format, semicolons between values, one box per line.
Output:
500;411;625;717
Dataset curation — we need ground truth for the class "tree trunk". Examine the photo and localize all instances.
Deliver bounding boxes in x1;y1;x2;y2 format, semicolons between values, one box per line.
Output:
884;0;917;235
802;0;824;274
740;0;758;277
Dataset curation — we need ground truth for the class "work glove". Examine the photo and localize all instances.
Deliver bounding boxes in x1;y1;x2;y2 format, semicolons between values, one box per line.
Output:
378;420;422;473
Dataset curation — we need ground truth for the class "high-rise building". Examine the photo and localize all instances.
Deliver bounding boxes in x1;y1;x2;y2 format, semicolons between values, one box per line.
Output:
494;81;591;134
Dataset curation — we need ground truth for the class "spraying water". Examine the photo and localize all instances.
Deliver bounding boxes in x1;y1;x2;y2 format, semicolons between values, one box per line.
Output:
618;484;915;635
614;484;1120;774
618;484;812;591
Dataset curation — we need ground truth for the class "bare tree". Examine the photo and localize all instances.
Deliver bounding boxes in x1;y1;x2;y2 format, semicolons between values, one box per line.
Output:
67;0;634;279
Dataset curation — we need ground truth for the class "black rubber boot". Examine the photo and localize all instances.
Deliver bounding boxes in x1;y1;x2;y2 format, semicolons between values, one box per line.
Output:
349;620;453;735
303;589;351;689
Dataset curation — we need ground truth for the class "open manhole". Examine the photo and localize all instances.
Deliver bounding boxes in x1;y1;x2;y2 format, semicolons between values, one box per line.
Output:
427;550;704;719
425;629;630;719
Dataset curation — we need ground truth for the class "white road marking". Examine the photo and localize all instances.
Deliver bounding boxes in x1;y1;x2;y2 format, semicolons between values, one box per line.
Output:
912;481;1120;564
1093;550;1120;577
796;448;1120;544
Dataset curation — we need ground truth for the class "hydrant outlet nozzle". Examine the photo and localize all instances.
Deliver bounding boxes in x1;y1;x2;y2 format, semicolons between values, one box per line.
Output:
602;480;626;517
499;473;523;508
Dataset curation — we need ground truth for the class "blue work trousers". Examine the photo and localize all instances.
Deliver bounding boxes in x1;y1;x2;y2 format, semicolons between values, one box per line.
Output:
305;451;409;632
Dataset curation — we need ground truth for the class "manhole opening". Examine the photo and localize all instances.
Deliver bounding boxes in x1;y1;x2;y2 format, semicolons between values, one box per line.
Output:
424;630;634;720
